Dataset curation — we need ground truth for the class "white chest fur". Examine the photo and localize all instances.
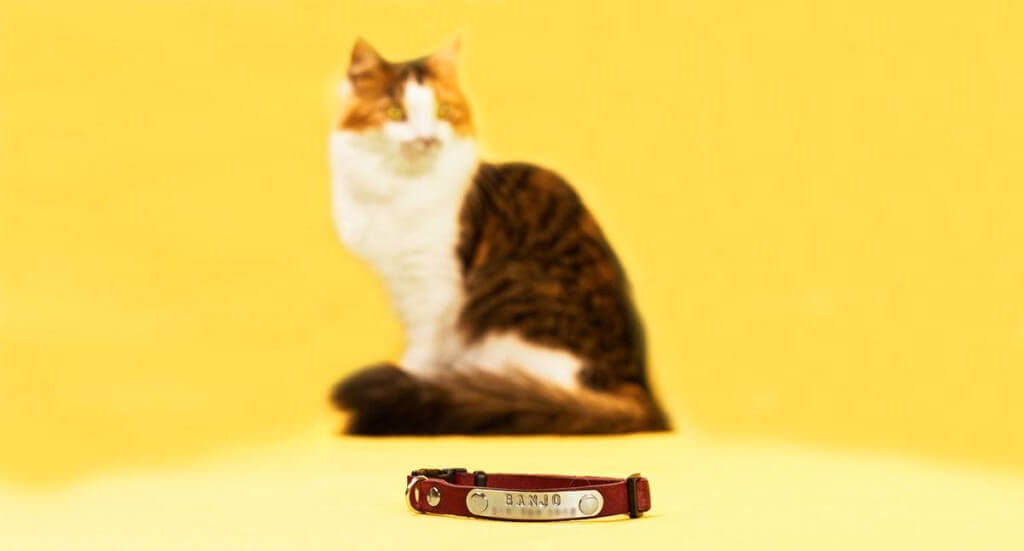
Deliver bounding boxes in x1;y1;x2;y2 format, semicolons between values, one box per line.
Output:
329;130;478;373
329;129;584;389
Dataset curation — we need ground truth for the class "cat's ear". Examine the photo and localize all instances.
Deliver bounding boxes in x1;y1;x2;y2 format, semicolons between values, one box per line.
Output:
348;38;388;93
350;37;385;72
429;37;461;77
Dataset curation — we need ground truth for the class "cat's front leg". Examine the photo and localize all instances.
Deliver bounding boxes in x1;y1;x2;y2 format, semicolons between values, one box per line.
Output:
400;345;435;375
399;318;460;374
400;325;448;375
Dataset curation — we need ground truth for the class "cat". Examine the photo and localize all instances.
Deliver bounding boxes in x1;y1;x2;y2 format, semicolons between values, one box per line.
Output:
328;38;669;434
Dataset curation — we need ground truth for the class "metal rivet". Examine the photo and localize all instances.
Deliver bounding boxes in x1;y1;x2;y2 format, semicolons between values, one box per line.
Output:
578;494;600;515
426;486;442;507
467;491;488;514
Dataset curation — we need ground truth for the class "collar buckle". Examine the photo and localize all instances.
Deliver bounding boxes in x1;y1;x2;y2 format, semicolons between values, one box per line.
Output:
410;467;467;483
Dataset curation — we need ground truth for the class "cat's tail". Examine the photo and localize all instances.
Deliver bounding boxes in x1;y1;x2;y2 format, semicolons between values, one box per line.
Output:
330;364;670;435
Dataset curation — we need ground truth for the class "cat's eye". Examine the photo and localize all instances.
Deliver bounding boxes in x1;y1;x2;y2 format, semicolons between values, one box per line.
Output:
436;103;450;119
385;105;405;121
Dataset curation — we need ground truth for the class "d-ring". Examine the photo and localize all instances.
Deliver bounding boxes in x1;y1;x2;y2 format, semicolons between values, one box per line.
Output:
405;475;427;513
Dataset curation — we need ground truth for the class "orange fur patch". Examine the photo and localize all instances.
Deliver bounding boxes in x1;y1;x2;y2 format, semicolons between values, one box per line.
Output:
338;40;474;136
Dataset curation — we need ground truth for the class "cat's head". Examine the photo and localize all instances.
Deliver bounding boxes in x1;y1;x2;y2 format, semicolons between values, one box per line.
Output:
337;38;473;161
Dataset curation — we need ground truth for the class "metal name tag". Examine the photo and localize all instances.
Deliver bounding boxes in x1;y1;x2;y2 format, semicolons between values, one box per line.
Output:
465;488;604;520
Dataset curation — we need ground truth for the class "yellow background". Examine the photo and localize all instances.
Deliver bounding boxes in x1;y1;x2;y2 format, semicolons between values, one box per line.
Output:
1;0;1023;502
3;1;1024;548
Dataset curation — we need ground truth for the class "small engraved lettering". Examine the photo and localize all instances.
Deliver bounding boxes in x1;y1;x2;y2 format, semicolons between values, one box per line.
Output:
498;492;566;512
468;490;598;520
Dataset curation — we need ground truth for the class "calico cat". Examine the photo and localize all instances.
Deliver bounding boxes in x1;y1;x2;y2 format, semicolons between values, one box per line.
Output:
328;38;669;434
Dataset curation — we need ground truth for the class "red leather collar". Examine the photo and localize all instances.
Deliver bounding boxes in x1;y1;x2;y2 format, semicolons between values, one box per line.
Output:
406;468;651;521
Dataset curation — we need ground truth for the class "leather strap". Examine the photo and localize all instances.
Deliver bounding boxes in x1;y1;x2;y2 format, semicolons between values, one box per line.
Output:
406;468;651;521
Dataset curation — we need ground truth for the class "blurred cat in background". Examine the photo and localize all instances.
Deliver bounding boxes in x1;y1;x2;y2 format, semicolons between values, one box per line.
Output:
328;38;669;434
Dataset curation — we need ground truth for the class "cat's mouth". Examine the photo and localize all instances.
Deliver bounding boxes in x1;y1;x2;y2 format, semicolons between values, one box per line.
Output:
400;137;441;159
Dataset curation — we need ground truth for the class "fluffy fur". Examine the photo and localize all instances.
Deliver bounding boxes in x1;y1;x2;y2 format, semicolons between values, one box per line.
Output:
329;123;476;374
328;38;669;434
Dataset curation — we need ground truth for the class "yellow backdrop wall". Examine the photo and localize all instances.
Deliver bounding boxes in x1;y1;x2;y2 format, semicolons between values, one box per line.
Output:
1;0;1022;484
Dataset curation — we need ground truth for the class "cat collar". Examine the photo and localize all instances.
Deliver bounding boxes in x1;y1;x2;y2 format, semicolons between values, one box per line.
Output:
405;468;650;521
